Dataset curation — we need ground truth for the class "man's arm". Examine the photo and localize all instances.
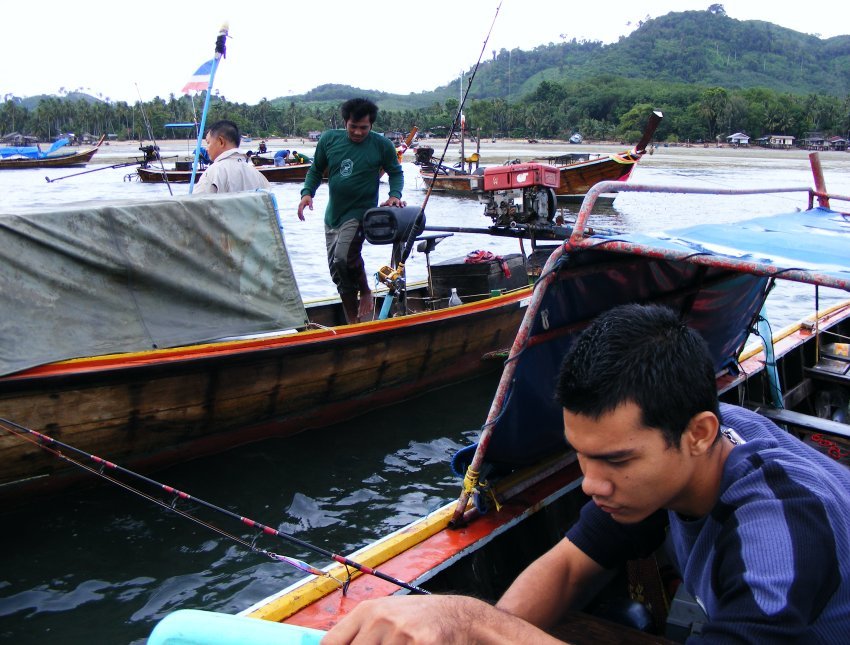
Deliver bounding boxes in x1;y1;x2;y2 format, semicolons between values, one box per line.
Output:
497;537;607;629
321;595;566;644
298;136;328;219
321;539;606;644
192;166;217;194
380;137;404;199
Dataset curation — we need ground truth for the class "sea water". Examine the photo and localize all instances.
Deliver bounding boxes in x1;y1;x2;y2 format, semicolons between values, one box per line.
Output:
0;146;849;643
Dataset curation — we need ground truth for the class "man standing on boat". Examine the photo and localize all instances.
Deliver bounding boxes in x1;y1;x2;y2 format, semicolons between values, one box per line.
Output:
194;120;270;194
297;97;405;324
323;304;850;642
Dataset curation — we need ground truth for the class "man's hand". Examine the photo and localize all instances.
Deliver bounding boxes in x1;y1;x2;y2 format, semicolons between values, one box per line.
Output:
321;596;467;645
297;195;313;221
320;595;562;644
380;196;406;208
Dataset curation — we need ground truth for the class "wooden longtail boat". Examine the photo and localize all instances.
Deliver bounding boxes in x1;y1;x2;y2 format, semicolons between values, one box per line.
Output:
418;111;662;203
136;163;204;183
419;167;483;194
136;162;310;183
0;135;105;169
0;192;531;504
256;162;311;183
229;157;850;641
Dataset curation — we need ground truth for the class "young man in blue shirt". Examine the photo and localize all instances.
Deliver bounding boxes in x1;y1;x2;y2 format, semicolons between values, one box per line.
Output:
324;304;850;643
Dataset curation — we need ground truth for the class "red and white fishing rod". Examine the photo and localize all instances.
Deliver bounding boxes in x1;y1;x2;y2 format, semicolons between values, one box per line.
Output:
0;417;429;596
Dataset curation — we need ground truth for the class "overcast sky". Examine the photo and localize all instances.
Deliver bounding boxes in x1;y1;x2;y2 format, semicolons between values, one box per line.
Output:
3;1;847;105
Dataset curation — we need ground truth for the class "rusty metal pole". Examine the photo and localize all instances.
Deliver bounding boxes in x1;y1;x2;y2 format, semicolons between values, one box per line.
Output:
809;151;830;209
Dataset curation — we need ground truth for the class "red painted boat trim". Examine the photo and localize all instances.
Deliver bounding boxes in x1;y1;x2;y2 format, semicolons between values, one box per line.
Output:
2;288;532;382
280;459;584;631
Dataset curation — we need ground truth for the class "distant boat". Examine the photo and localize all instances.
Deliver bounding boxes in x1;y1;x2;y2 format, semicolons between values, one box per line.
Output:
0;135;105;170
136;161;310;184
569;132;583;144
418;111;662;204
256;162;311;183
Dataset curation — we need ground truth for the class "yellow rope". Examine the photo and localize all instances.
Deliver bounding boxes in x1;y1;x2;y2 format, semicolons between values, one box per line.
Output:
463;467;503;512
485;485;503;512
462;467;480;494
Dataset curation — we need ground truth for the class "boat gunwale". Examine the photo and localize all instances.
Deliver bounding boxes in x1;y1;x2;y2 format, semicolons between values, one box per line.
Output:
0;286;533;382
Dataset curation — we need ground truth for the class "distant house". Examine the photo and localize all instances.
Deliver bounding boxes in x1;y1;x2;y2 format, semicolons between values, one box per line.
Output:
801;132;826;150
756;134;795;149
308;130;322;141
726;132;750;146
828;136;848;151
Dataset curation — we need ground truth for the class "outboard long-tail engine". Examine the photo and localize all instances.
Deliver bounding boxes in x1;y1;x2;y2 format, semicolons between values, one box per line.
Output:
478;163;559;227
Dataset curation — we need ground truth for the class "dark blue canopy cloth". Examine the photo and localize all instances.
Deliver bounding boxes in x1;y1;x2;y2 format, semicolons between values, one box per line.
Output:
457;206;850;474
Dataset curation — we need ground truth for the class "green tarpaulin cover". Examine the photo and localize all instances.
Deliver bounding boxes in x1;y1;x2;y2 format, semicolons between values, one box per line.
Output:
0;191;307;376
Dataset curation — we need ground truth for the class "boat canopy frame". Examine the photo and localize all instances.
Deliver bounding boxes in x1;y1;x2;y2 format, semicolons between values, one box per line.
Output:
451;177;850;524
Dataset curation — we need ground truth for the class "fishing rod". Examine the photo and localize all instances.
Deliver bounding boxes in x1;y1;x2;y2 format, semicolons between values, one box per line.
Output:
0;417;429;596
135;83;173;196
417;0;502;216
44;155;177;183
376;1;503;318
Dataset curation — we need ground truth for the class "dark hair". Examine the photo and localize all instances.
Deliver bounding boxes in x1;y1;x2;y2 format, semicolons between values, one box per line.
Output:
207;120;240;147
556;304;720;447
341;98;378;124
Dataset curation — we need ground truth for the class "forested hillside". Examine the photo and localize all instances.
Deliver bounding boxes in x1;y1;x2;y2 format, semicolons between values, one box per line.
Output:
278;7;850;106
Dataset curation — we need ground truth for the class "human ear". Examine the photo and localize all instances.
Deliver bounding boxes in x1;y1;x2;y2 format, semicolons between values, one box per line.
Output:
682;411;719;456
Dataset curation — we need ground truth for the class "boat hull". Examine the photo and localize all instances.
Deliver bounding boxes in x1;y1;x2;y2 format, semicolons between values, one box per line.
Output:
257;163;311;183
136;163;311;184
0;289;529;503
136;166;202;183
553;152;638;195
419;151;639;200
420;171;482;194
0;144;102;169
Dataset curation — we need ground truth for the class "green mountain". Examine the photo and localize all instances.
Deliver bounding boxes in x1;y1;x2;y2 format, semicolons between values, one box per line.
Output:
272;7;850;110
17;92;102;110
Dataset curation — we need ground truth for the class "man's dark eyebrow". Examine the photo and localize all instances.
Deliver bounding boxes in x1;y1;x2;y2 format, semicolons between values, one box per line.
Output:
576;448;636;461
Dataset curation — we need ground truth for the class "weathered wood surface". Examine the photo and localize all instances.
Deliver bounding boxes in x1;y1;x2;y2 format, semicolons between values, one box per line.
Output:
0;290;529;500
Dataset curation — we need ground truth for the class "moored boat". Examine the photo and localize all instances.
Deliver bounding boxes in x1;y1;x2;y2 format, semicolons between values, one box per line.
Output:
256;162;311;183
136;161;205;183
230;157;850;640
0;191;533;505
0;135;105;169
417;111;662;204
136;161;310;183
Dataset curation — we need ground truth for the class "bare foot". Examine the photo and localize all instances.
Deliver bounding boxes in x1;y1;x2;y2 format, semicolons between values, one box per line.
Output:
357;290;374;322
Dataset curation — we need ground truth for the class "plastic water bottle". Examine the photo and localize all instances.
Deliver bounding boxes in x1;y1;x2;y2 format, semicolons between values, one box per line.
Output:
448;288;463;307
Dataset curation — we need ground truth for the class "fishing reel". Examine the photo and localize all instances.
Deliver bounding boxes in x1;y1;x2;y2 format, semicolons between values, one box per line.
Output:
376;264;405;292
479;163;559;227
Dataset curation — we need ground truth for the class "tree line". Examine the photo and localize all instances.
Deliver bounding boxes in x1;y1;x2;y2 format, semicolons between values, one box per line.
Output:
3;77;849;146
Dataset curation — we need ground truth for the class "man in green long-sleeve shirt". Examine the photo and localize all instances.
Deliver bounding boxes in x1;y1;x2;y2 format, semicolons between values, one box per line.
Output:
297;98;405;323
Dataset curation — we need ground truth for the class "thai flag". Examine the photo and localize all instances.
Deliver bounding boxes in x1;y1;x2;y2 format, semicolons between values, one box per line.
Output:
181;60;214;94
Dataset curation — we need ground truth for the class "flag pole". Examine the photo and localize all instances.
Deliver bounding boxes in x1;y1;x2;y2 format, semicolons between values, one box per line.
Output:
189;23;228;193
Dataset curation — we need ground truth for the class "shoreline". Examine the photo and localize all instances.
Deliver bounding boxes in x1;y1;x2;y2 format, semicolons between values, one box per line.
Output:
91;136;850;166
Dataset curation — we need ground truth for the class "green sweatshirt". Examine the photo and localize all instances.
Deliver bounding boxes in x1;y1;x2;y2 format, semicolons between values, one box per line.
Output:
300;129;404;228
